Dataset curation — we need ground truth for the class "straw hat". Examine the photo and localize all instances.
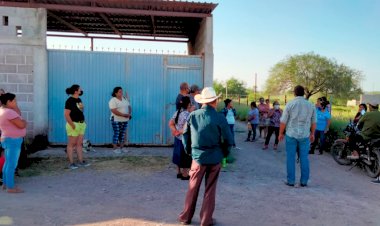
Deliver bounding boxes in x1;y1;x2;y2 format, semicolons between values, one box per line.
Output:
194;87;221;104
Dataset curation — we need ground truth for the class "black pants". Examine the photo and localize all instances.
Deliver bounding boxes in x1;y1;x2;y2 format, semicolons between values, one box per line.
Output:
310;130;326;154
247;123;258;141
265;126;279;145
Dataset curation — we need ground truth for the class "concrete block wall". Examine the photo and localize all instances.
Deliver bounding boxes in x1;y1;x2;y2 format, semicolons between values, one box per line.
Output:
0;7;48;140
0;45;34;137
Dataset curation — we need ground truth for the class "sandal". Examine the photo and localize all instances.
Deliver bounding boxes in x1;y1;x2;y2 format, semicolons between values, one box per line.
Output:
7;187;24;193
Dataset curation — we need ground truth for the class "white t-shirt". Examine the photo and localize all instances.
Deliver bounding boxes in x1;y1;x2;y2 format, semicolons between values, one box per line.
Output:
226;109;235;124
109;97;130;122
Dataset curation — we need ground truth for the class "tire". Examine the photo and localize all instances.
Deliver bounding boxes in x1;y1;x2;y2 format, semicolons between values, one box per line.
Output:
365;149;380;178
331;141;352;165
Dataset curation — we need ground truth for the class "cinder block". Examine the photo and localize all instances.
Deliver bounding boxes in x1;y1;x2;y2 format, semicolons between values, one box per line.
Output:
8;74;28;83
15;93;28;102
26;56;33;65
18;102;33;111
17;65;33;74
18;84;33;93
28;74;33;83
0;64;17;73
6;55;25;64
1;46;22;55
0;74;6;82
1;84;18;92
28;112;34;121
27;94;33;102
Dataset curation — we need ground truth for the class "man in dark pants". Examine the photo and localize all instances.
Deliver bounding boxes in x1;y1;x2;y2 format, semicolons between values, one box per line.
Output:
178;87;233;226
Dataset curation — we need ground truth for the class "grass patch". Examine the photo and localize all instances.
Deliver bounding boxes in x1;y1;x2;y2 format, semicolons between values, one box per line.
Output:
18;156;170;178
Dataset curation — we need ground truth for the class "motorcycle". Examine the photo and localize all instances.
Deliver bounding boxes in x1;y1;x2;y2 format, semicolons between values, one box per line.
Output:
331;121;380;178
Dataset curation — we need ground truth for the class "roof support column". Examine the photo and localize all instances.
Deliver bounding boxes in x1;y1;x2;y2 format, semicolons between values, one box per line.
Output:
188;17;214;87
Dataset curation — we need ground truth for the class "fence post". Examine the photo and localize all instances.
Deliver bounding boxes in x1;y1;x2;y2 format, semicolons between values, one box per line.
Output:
285;95;287;104
238;95;241;105
247;96;249;106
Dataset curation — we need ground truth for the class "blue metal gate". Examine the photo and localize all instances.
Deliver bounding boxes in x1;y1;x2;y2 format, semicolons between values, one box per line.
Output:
48;50;203;145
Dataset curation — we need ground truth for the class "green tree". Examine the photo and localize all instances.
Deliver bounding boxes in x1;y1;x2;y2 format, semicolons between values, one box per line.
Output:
226;77;247;95
213;80;225;95
264;52;363;99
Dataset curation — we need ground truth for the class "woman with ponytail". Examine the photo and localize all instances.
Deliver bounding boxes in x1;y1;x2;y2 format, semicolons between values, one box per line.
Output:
168;96;194;180
64;84;90;170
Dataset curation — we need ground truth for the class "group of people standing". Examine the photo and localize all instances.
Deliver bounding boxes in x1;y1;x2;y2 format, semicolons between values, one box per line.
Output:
245;97;283;151
64;84;133;170
168;84;234;226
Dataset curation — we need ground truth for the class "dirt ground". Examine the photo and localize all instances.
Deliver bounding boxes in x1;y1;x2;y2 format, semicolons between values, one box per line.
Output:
1;122;380;226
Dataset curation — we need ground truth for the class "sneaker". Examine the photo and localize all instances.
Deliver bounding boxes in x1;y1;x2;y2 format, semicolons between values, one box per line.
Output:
69;163;79;170
113;148;122;154
78;161;91;167
273;145;278;150
262;145;268;150
284;181;294;187
244;139;250;142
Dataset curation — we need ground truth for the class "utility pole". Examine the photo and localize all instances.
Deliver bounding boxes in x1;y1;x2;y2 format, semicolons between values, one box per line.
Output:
254;73;257;101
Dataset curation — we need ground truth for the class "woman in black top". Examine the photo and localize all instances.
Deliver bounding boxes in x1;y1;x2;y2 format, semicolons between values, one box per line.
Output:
64;84;90;170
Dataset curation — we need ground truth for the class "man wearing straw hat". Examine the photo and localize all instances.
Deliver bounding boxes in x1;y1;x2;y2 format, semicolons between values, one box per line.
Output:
178;87;233;226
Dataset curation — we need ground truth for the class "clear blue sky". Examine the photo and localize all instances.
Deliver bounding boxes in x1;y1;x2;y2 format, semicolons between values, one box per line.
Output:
47;0;380;92
210;0;380;92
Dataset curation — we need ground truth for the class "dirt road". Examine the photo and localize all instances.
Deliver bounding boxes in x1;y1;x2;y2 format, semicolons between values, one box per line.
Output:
1;122;380;226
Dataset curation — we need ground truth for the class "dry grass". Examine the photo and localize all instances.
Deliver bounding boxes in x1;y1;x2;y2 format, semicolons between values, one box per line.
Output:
18;156;170;177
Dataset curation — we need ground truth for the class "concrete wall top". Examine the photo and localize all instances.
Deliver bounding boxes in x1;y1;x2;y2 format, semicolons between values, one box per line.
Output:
0;7;46;46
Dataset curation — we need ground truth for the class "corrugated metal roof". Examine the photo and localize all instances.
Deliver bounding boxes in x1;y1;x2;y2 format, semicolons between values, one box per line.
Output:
1;0;217;40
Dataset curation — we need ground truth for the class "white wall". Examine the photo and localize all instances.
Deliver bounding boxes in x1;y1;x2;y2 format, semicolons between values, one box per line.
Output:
0;7;47;139
188;17;214;88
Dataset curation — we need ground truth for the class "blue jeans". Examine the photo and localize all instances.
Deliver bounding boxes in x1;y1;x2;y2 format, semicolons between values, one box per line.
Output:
285;135;310;185
1;137;23;189
229;124;235;146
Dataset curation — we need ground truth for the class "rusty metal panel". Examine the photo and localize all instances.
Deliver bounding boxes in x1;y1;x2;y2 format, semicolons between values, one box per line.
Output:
48;50;127;144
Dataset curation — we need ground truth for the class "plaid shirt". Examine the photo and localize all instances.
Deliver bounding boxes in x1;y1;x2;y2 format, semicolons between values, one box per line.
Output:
280;96;316;139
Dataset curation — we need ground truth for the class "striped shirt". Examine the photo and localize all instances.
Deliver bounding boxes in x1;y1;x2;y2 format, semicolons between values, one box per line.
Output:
280;96;316;139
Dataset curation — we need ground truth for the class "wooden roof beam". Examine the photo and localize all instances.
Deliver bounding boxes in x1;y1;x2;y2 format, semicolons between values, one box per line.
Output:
47;11;88;36
99;13;122;37
0;2;212;18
